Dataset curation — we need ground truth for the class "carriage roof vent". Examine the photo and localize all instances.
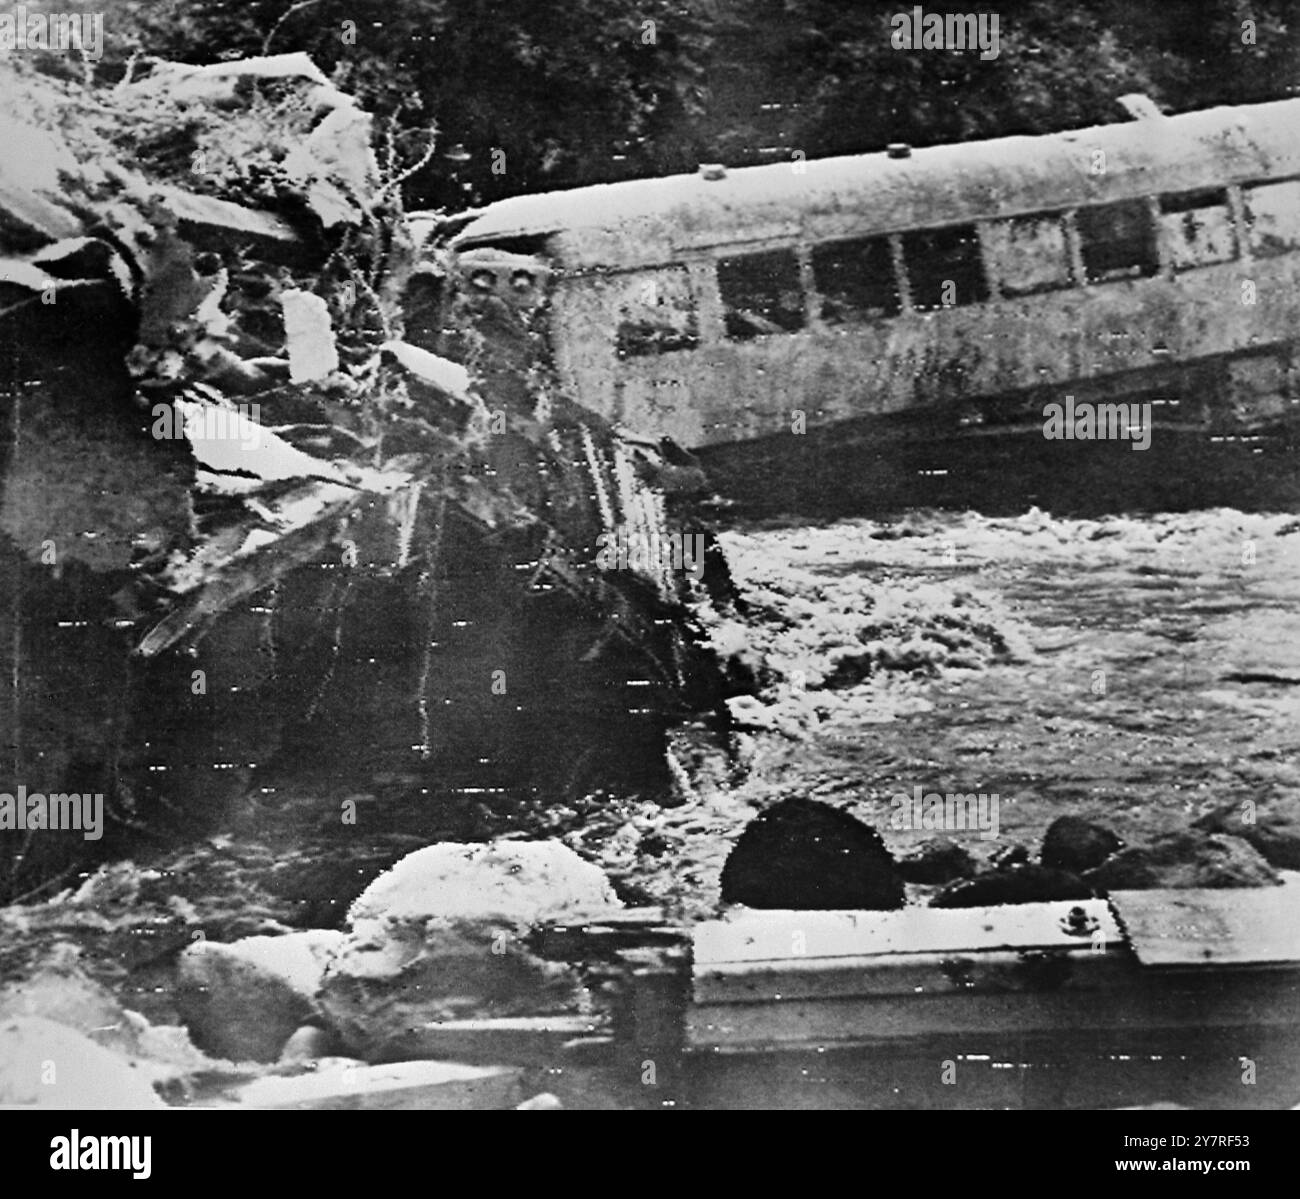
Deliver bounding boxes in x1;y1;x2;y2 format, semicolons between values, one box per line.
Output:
886;143;912;159
698;163;727;181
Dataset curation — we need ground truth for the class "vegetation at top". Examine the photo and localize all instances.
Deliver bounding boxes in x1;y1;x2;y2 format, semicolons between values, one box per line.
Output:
27;1;1300;211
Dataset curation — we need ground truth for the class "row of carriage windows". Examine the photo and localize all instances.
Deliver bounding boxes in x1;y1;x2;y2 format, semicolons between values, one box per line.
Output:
614;179;1300;355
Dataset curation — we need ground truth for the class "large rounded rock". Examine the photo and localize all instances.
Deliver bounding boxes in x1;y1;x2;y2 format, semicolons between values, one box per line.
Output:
0;1017;165;1108
720;797;904;910
176;929;345;1062
1084;831;1280;890
318;841;621;1060
1040;816;1123;873
345;840;620;928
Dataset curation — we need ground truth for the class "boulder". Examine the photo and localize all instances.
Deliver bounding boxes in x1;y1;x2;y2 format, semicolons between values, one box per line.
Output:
344;840;620;927
931;865;1092;908
0;944;209;1082
317;841;621;1061
1193;799;1300;870
897;837;977;885
1084;831;1280;890
0;1017;165;1108
176;929;346;1062
1040;816;1124;873
719;797;904;910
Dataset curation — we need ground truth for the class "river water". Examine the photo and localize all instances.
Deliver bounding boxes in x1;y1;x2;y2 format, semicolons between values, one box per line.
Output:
565;502;1300;913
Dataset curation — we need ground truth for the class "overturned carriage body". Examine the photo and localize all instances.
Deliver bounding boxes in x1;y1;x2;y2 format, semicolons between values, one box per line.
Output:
433;98;1300;510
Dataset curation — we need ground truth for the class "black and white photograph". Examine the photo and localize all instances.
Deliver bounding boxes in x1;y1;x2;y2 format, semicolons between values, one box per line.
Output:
0;0;1297;1150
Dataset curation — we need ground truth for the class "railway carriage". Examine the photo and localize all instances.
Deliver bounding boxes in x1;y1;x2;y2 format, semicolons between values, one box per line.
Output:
419;97;1300;507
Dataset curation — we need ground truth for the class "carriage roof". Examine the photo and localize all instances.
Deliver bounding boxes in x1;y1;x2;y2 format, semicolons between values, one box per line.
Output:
449;98;1300;270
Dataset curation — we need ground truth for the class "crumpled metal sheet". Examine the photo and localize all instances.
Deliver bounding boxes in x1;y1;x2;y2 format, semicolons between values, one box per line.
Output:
695;899;1122;969
1110;876;1300;967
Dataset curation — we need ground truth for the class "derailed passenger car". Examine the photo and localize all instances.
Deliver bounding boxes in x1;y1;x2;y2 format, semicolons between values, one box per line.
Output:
419;97;1300;509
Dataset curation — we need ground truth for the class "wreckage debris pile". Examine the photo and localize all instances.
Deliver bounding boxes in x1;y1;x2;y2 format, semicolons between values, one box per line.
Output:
0;49;702;643
0;50;731;899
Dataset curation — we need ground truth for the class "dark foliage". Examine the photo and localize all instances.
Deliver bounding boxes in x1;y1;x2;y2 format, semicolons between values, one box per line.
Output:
50;1;1300;212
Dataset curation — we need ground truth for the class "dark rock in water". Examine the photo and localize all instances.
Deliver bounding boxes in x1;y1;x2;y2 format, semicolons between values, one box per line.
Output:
720;797;904;910
1040;816;1124;873
898;837;977;885
1193;800;1300;870
1084;831;1279;890
930;865;1092;908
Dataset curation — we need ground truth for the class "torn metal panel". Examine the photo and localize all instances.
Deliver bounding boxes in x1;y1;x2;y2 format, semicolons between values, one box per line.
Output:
694;949;1132;1006
686;969;1300;1052
694;901;1121;968
686;892;1300;1053
0;179;81;245
155;186;301;253
1110;875;1300;968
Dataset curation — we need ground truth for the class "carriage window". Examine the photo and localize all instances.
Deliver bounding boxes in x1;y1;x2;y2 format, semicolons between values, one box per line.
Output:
901;224;988;310
811;236;901;324
1243;180;1300;259
717;248;806;339
614;267;699;357
983;213;1072;296
1159;189;1236;270
1076;199;1159;283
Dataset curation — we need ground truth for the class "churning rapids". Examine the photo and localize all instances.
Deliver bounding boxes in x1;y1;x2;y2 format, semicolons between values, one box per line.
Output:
589;504;1300;911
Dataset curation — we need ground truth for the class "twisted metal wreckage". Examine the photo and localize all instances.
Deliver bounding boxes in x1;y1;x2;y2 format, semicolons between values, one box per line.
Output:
0;53;734;890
